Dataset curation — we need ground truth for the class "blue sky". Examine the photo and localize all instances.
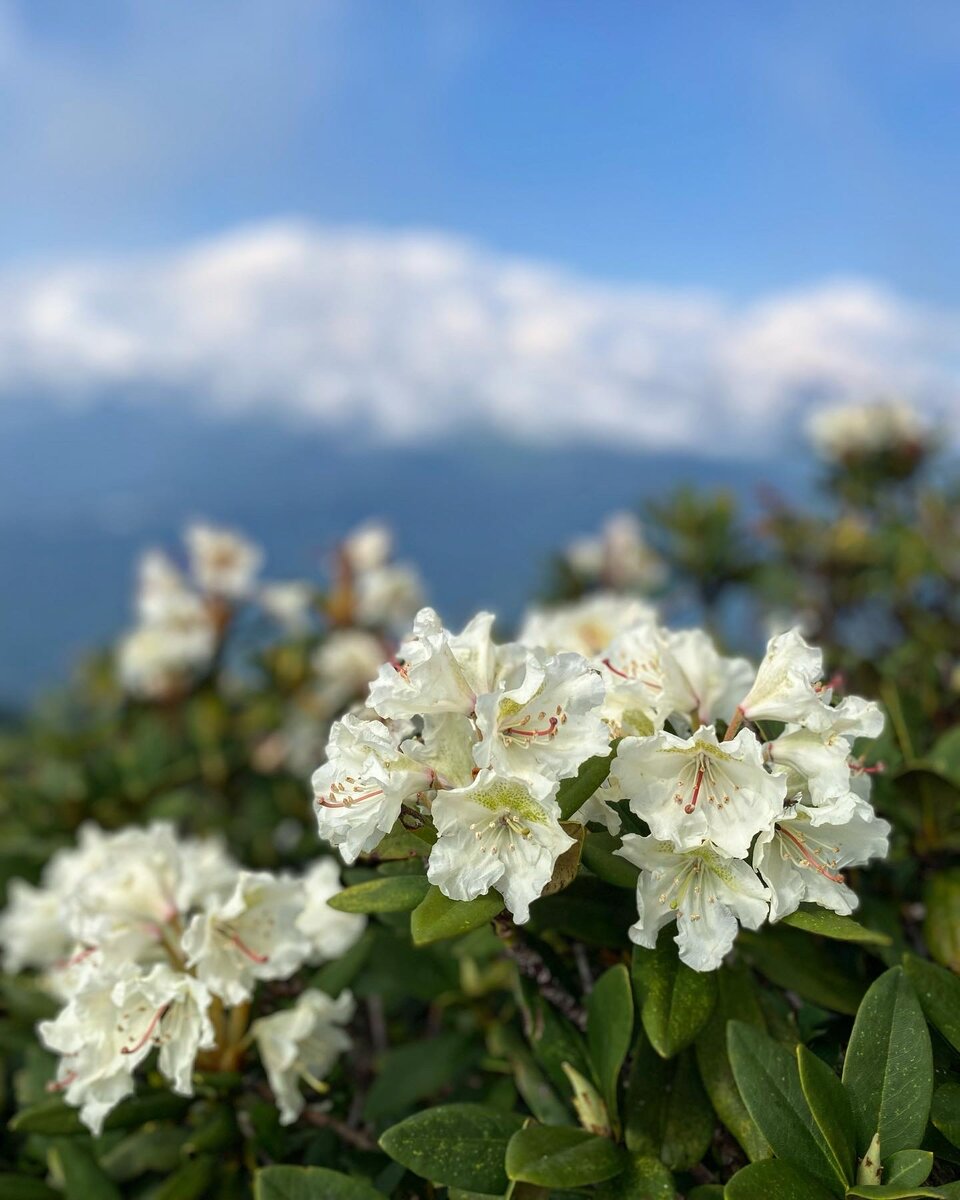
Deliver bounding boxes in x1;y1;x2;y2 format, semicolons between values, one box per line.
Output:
2;0;959;302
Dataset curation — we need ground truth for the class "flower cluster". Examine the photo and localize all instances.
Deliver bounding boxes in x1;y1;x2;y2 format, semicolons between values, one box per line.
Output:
807;399;931;466
564;511;665;593
117;521;304;699
0;823;363;1130
312;597;889;970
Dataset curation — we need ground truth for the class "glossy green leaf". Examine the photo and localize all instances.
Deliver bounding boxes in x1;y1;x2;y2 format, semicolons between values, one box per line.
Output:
923;871;960;973
10;1090;189;1135
931;1082;960;1149
0;1176;59;1200
694;963;770;1162
379;1103;524;1193
902;954;960;1055
49;1142;122;1200
254;1165;383;1199
505;1124;626;1188
581;831;640;890
727;1021;842;1192
364;1031;474;1121
738;925;865;1015
843;1186;945;1198
556;749;616;820
797;1044;857;1185
595;1153;674;1198
842;967;933;1156
781;907;891;946
882;1150;933;1189
724;1160;838;1200
149;1157;219;1200
587;963;634;1125
410;886;504;945
327;874;430;913
631;940;717;1058
100;1126;190;1182
623;1036;712;1170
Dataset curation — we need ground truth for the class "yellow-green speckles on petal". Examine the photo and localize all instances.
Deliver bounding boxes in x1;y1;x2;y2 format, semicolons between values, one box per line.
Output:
470;778;548;824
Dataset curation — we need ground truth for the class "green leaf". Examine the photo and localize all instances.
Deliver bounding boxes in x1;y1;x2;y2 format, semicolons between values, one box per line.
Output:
688;1187;725;1200
48;1142;122;1200
254;1165;383;1199
923;870;960;973
902;954;960;1055
843;1186;945;1198
797;1045;857;1185
595;1153;674;1198
694;963;771;1162
0;1176;59;1200
410;886;504;946
727;1021;842;1193
557;749;616;820
587;963;634;1126
486;1025;570;1126
738;925;865;1015
658;1050;715;1171
379;1103;524;1193
505;1125;626;1188
518;977;593;1097
931;1081;960;1149
148;1156;219;1200
364;1031;475;1121
100;1127;190;1182
882;1150;933;1188
327;874;430;913
841;967;933;1157
581;831;640;890
631;940;717;1058
9;1090;189;1135
724;1160;839;1200
781;907;891;947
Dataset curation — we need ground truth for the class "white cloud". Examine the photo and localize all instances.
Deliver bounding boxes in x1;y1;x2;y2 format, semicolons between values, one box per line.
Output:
0;220;956;455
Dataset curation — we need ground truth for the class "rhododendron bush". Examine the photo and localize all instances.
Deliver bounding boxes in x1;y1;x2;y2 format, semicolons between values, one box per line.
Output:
0;402;958;1199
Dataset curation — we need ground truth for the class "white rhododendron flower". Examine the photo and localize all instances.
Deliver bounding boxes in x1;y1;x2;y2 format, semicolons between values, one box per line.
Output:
616;836;770;972
355;563;425;630
185;521;264;599
519;594;657;658
311;714;434;863
117;621;216;699
252;989;355;1125
313;630;385;709
613;726;786;859
258;581;314;632
367;607;481;718
736;628;826;726
0;882;69;975
182;871;311;1004
566;512;665;591
39;963;216;1134
296;859;367;963
664;629;755;727
765;727;861;815
808;399;929;463
473;649;608;796
597;622;686;736
428;772;574;924
342;521;392;573
754;804;891;921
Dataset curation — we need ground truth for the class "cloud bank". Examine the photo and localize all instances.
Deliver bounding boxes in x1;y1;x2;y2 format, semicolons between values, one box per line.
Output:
0;221;956;455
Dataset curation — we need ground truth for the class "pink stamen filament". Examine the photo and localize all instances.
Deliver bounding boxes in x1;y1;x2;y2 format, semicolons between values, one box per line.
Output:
851;760;885;775
230;932;269;964
122;1005;169;1055
504;716;558;739
46;1071;78;1092
318;787;384;809
685;765;705;814
781;827;845;883
57;946;96;970
602;657;630;679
